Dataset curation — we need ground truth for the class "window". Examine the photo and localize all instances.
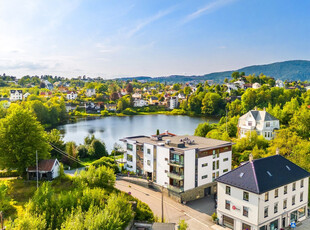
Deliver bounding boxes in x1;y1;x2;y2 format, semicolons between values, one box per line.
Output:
223;158;229;162
202;163;208;167
283;199;287;209
301;179;304;188
223;169;228;173
266;122;270;127
213;160;219;170
147;149;151;154
217;160;219;169
216;171;219;178
226;186;231;195
300;192;304;202
293;182;296;191
265;192;269;202
275;189;278;198
212;173;216;181
274;203;278;214
127;143;133;151
298;207;306;219
212;149;219;159
284;185;287;194
292;195;296;205
264;207;268;218
147;160;151;166
243;191;249;201
202;175;208;179
127;154;133;162
248;121;252;126
243;206;249;217
225;200;230;210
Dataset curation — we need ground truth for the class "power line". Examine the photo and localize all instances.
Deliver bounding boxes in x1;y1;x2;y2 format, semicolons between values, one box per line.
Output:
49;142;83;165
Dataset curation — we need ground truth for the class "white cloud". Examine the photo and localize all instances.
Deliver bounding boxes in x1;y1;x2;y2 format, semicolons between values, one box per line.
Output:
184;0;237;23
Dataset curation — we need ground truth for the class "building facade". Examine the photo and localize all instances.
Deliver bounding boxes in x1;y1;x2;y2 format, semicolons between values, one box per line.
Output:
66;91;78;100
238;110;280;140
10;90;23;101
121;133;233;202
169;97;178;110
133;99;149;107
86;88;96;97
216;155;309;230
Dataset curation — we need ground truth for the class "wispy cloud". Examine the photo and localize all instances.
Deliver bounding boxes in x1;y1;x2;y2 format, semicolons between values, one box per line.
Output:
127;7;175;38
184;0;236;23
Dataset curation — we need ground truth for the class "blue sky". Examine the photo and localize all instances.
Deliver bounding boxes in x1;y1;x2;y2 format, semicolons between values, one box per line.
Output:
0;0;310;78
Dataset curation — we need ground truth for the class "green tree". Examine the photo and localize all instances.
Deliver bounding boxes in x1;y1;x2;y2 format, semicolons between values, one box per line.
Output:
179;219;188;230
0;106;50;175
47;129;66;159
194;122;213;137
289;105;310;139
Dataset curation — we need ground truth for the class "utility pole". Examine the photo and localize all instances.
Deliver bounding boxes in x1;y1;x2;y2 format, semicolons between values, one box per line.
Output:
36;150;39;190
226;108;228;133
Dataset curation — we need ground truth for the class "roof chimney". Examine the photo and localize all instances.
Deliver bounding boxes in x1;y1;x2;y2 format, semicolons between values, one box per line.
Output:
276;147;279;155
249;153;253;162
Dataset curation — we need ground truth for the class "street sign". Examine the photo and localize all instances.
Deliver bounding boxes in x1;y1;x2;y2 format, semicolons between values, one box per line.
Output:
290;222;296;228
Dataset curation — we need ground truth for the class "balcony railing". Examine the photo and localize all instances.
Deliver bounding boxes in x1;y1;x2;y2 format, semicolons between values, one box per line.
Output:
168;160;184;167
168;185;184;193
167;171;184;180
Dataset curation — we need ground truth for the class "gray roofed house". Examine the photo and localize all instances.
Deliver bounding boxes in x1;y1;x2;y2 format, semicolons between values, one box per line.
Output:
238;109;280;140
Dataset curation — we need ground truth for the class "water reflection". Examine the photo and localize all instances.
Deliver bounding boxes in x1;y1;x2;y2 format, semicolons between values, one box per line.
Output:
57;115;219;152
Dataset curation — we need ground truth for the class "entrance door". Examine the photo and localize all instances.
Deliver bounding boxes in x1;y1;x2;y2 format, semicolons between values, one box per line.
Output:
204;187;211;196
223;215;234;229
282;217;286;228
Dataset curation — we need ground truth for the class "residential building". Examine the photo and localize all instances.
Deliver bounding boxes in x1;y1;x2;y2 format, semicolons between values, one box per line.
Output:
10;90;23;101
133;99;148;107
216;154;310;230
149;96;159;105
86;88;96;97
105;103;117;112
234;80;245;89
121;133;233;202
44;80;54;90
238;109;280;140
169;96;178;110
58;85;68;93
40;91;53;97
178;92;186;100
226;83;238;94
244;83;252;90
66;91;78;100
27;159;60;181
275;79;284;88
132;93;142;99
252;83;261;89
23;92;31;99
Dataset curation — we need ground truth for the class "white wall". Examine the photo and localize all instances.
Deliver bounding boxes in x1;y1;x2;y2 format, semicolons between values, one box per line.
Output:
156;146;170;187
125;140;137;172
184;149;195;191
197;155;213;186
53;161;60;179
143;143;154;173
219;151;232;176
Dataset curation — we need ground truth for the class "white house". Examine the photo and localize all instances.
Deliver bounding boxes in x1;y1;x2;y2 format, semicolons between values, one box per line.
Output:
132;93;142;99
178;93;186;100
133;99;148;107
23;92;31;99
27;159;60;181
66;91;78;100
275;80;284;88
216;154;310;230
86;88;96;97
234;80;245;89
44;80;54;90
10;90;23;101
121;133;234;202
238;110;280;140
226;83;238;94
169;96;178;110
252;83;261;89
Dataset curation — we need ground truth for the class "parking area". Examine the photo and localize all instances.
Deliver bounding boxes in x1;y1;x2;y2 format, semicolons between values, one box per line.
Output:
186;195;217;216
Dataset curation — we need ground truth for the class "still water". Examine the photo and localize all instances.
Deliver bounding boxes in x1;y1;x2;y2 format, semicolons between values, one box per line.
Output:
57;115;219;152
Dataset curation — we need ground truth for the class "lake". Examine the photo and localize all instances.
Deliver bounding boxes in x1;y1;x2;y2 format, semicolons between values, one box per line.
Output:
57;115;219;152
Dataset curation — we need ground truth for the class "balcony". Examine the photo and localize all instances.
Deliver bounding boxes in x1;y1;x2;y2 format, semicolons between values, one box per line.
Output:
167;185;184;193
167;171;184;180
168;160;184;167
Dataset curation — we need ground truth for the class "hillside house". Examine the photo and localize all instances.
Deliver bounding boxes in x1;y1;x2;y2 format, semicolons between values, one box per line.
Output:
27;159;60;181
66;91;78;100
86;88;96;97
10;90;23;101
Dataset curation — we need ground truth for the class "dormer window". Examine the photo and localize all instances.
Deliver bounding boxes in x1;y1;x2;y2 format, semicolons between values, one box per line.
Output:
248;121;252;126
266;122;270;127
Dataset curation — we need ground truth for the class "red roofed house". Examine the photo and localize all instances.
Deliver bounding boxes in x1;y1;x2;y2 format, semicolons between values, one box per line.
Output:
40;91;53;97
27;159;60;181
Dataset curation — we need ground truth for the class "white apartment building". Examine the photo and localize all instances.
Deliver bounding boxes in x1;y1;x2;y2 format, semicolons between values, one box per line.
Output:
133;99;148;107
275;80;284;88
86;88;96;97
121;133;234;202
169;96;178;110
10;90;23;101
66;91;78;100
238;110;280;140
216;155;309;230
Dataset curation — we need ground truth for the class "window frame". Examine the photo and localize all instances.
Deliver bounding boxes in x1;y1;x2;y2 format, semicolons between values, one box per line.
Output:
243;191;249;201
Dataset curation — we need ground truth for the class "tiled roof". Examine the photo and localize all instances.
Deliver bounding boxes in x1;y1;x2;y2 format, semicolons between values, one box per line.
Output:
28;159;58;172
216;155;310;194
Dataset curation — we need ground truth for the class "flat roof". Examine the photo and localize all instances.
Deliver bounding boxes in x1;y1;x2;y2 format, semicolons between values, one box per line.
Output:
121;135;233;151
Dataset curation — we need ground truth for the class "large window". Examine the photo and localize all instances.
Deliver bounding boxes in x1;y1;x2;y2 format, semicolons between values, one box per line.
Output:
265;192;269;202
243;206;249;217
293;182;296;191
147;148;151;154
242;223;251;230
274;203;278;214
243;191;249;201
127;154;133;162
298;207;306;219
292;195;296;205
264;207;268;218
266;122;270;127
300;192;304;202
226;186;231;195
283;199;287;209
274;189;278;198
284;185;287;194
225;200;230;210
127;143;133;151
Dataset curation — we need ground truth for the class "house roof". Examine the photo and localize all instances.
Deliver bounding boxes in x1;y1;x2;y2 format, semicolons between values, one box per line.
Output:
28;159;58;172
216;155;310;194
239;110;278;122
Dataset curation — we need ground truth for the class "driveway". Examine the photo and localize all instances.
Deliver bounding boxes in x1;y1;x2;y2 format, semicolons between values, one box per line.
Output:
115;178;226;230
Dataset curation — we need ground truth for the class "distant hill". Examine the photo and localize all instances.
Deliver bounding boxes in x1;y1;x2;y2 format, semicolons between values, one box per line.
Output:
117;60;310;83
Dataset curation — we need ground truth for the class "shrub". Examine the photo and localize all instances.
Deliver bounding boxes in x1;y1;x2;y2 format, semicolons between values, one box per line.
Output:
134;200;154;223
0;170;19;177
100;109;110;116
178;219;188;230
122;108;137;115
0;181;16;216
91;156;119;173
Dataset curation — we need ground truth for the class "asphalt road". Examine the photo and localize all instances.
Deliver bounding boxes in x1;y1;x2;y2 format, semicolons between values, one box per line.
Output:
115;179;225;230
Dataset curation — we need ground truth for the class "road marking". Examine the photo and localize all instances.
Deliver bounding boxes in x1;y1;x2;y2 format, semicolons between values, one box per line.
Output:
116;181;211;229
